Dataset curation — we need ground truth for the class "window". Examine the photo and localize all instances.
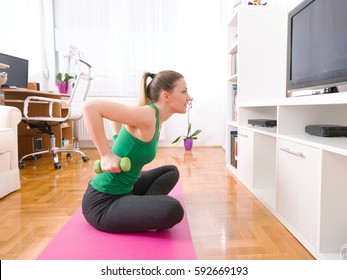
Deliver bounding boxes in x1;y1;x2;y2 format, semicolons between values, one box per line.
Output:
53;0;179;97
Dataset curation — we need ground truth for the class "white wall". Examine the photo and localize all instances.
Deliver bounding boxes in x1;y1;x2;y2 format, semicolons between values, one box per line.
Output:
0;0;300;148
160;0;228;147
287;0;304;11
0;0;45;86
1;0;230;147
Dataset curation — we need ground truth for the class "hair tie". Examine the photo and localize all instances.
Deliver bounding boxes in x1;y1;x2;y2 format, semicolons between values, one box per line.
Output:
149;73;156;79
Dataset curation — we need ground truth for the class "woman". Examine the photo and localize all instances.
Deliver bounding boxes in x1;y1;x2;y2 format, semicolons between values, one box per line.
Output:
82;70;191;233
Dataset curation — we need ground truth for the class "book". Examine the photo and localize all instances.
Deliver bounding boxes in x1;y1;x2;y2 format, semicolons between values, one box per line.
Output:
231;84;238;122
230;131;238;168
229;52;238;76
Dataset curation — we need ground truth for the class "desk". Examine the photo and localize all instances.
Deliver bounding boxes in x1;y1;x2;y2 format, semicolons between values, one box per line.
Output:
1;88;73;159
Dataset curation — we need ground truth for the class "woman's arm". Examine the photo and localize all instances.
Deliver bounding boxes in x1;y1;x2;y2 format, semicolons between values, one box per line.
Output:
82;99;154;172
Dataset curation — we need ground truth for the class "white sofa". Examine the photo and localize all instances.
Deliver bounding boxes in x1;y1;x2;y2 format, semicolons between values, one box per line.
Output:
0;105;21;198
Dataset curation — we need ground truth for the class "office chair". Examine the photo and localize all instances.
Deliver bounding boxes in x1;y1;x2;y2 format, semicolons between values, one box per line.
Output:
19;59;92;169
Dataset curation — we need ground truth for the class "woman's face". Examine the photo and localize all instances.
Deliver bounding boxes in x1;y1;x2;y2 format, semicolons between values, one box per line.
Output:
168;78;192;113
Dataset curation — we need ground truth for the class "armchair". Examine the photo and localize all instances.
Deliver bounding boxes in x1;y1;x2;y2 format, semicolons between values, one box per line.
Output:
0;105;21;198
19;60;92;169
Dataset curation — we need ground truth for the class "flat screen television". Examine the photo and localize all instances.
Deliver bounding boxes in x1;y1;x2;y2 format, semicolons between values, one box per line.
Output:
287;0;347;93
0;53;29;89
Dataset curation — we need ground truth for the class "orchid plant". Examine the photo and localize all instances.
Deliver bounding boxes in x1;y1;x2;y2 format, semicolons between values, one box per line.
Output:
56;72;75;83
172;100;202;144
56;45;79;83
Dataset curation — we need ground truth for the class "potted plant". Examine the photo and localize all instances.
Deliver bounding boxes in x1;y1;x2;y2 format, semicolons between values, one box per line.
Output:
56;45;79;93
172;100;202;151
56;73;74;93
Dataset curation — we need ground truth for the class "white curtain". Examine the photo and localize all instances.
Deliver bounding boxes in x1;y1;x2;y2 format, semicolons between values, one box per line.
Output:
53;0;227;98
53;0;181;97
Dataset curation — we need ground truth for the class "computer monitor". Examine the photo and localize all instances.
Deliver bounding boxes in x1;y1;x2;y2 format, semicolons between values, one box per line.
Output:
0;53;29;89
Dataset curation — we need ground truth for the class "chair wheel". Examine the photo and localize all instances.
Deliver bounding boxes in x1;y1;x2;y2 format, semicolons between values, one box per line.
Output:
18;162;25;169
66;153;71;159
82;156;89;162
54;163;62;169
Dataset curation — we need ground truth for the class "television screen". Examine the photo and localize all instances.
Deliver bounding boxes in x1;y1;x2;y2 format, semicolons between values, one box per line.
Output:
287;0;347;92
0;53;29;89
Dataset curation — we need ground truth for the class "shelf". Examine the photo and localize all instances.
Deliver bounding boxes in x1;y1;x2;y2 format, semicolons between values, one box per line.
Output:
278;103;347;134
224;5;347;260
228;74;238;82
228;10;238;27
281;91;347;106
228;42;238;54
239;124;277;137
238;105;277;126
227;120;238;127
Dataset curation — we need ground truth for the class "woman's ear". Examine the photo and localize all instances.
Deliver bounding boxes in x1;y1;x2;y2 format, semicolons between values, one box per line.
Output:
161;91;170;103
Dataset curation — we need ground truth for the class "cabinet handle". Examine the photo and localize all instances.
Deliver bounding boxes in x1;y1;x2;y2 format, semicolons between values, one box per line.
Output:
280;147;305;158
238;133;248;138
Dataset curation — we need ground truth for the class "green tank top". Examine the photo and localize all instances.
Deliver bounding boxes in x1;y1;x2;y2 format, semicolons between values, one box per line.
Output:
90;103;160;194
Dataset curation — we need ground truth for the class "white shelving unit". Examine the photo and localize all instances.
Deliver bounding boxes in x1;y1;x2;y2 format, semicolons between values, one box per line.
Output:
226;5;347;260
226;5;286;173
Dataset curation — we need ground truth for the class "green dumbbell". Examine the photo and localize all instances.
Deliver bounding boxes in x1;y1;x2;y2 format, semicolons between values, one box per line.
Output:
94;157;131;174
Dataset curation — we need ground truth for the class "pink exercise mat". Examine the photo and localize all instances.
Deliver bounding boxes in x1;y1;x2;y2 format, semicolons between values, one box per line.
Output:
37;182;196;260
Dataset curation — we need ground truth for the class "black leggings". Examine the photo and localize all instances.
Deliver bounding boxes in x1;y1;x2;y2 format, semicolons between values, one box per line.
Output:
82;165;184;233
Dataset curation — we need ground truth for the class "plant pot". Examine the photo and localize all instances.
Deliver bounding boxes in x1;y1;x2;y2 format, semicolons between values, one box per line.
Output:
184;138;193;151
57;82;69;93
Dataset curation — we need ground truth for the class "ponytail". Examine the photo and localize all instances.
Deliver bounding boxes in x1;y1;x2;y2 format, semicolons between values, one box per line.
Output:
138;70;184;106
138;72;152;106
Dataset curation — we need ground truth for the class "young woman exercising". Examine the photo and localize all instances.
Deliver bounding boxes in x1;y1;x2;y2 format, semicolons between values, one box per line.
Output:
81;71;191;233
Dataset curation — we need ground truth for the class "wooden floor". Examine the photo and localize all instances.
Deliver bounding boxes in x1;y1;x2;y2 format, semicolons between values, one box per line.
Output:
0;146;314;260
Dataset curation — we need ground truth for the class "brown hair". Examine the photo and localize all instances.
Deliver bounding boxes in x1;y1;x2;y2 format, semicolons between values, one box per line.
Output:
138;70;184;106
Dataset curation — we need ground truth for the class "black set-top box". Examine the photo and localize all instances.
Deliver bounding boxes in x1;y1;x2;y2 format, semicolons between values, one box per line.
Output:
305;125;347;137
248;119;277;127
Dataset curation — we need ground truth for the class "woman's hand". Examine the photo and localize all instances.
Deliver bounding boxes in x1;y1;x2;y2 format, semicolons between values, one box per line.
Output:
100;153;122;173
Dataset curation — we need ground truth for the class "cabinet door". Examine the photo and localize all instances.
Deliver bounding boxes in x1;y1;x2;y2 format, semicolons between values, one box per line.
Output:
277;139;320;249
237;128;254;188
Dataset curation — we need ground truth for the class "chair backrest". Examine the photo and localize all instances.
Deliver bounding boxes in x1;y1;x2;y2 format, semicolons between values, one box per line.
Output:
66;60;92;120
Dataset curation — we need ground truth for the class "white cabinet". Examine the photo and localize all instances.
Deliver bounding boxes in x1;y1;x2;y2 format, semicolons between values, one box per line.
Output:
225;5;347;259
277;139;320;249
226;5;286;178
230;98;347;259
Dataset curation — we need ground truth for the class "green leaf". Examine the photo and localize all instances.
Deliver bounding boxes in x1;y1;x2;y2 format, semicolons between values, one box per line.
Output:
190;129;202;138
56;73;63;83
171;136;184;144
171;108;202;145
186;123;192;138
63;73;74;82
56;72;74;83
